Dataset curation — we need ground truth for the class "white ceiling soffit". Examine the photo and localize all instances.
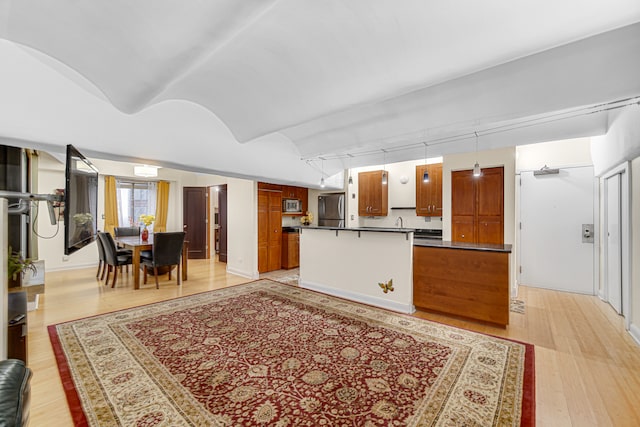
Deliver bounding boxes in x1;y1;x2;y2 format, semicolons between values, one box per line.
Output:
1;1;640;186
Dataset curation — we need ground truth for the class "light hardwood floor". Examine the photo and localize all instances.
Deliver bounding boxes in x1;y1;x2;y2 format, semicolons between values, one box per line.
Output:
24;260;640;426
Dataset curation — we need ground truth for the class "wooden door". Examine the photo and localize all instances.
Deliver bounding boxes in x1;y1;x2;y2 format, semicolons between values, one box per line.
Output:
451;167;504;244
451;170;476;242
268;191;282;271
218;185;228;263
477;167;503;244
258;191;269;273
183;186;208;259
258;189;282;273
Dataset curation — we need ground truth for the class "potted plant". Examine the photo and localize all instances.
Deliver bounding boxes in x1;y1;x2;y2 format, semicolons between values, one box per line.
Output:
7;247;37;288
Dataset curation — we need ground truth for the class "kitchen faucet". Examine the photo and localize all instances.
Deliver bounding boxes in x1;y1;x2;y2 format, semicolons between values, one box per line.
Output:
395;216;404;228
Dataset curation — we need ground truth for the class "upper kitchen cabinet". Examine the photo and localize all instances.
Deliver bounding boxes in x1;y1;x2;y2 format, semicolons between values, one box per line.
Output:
358;170;388;216
281;185;308;215
451;166;504;244
415;163;443;217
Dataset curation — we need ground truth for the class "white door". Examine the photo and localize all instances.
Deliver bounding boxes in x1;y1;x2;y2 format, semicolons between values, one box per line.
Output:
605;174;622;314
519;166;595;294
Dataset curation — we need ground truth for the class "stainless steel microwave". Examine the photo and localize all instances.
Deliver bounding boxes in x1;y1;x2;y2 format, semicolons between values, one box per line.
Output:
283;198;302;213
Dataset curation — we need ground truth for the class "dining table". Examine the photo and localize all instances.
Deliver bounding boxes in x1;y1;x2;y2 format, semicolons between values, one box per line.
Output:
115;235;188;290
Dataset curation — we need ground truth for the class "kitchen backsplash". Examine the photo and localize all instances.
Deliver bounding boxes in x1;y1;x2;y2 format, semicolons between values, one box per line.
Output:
358;214;443;230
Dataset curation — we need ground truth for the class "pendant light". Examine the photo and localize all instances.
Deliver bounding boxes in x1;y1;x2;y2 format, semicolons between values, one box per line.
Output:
473;131;482;177
422;142;430;183
381;150;388;185
348;155;353;185
320;159;325;187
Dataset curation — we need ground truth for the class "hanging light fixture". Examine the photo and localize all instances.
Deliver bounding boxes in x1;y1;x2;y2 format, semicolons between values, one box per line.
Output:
473;132;482;177
422;142;430;183
320;159;325;187
381;150;388;185
348;155;353;185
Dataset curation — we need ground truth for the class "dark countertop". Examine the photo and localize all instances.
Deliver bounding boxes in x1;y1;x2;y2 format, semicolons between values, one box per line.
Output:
299;226;416;233
282;226;301;233
413;239;512;253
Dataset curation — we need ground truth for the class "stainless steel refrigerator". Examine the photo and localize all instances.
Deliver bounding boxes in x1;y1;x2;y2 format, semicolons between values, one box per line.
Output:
318;193;345;227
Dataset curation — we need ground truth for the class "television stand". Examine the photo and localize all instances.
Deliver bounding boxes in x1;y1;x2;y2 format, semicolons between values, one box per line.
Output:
7;291;27;364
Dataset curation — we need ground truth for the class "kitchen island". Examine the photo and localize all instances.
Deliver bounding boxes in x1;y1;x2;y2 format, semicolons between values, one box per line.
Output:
299;226;416;313
298;226;513;326
413;239;513;326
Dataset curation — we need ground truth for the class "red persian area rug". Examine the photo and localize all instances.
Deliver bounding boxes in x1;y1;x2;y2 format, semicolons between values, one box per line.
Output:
49;280;534;426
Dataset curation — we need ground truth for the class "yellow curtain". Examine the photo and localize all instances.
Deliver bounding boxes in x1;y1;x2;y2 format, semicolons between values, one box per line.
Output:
104;175;119;235
155;180;170;232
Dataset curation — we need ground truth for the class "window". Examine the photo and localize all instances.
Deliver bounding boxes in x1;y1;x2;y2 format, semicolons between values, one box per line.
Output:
116;180;157;231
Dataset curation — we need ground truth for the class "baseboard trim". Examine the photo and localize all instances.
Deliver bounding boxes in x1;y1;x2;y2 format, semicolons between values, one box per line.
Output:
46;262;98;272
299;279;415;314
629;323;640;347
226;266;258;280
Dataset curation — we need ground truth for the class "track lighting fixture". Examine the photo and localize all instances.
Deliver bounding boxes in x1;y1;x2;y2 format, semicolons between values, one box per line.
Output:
382;150;388;185
422;142;430;183
473;132;482;178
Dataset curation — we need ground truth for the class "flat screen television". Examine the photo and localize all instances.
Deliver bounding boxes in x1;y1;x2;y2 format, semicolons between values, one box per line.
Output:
64;144;99;255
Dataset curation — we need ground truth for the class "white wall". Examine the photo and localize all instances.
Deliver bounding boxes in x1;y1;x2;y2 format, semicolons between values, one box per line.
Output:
591;105;640;342
516;137;593;171
226;178;258;279
592;105;640;176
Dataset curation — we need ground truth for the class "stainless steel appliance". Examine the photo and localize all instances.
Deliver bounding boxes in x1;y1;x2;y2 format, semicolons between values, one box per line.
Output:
318;193;345;227
282;198;302;213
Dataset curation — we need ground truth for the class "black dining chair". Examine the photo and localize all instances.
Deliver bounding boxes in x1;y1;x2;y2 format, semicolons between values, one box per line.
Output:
141;232;186;289
114;226;140;237
96;231;107;279
98;232;133;288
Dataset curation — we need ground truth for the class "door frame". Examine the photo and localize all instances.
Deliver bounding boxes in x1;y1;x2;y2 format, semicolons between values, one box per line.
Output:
602;162;631;329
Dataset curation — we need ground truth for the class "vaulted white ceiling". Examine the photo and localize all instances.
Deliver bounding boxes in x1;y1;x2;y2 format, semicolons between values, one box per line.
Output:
1;1;639;187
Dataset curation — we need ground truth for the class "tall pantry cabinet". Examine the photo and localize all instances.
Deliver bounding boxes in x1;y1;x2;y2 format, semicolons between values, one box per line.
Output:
451;166;504;244
258;188;282;273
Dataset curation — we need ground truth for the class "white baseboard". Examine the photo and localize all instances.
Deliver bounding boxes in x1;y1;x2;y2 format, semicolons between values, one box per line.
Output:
46;262;99;272
629;323;640;347
300;279;415;314
226;266;258;280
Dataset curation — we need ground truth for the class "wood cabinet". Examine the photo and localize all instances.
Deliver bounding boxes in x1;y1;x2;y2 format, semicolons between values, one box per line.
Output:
281;232;300;269
280;185;309;216
258;189;282;273
358;170;388;216
451;166;504;244
415;163;443;217
413;245;510;326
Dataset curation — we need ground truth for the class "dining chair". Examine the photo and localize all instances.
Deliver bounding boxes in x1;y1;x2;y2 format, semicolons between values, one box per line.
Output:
98;232;133;288
141;232;186;289
95;232;107;280
114;226;140;237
